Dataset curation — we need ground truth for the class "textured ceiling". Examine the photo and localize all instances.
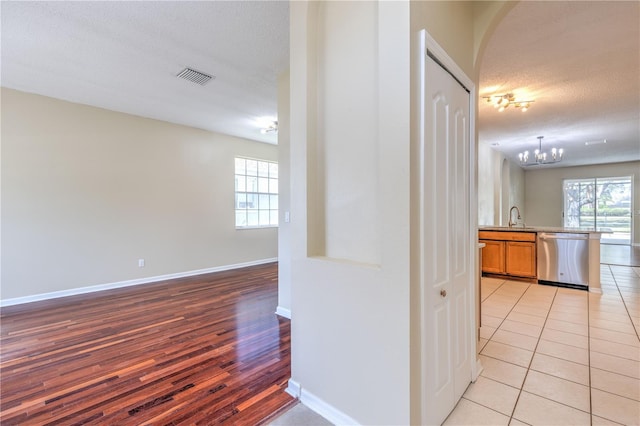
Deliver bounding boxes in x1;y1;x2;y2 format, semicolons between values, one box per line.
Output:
1;1;289;144
2;1;638;162
479;1;640;168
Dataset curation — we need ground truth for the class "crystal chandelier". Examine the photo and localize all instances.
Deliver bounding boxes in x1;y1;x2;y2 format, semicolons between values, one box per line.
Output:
519;136;564;165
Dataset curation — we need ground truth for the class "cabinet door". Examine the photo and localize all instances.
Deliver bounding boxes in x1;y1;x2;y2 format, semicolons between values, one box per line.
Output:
506;241;536;277
480;240;505;274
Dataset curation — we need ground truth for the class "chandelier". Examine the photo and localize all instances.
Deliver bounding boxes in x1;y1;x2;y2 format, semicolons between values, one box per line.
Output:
483;93;534;112
519;136;564;165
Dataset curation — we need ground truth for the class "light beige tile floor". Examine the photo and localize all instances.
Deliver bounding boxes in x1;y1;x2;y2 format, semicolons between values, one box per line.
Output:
274;265;640;426
444;264;640;426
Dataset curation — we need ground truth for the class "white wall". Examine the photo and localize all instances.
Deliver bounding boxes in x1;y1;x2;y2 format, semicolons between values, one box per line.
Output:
290;2;411;424
288;1;484;424
478;142;500;225
501;159;525;225
525;161;640;244
411;0;474;77
1;88;278;301
410;3;480;423
473;1;528;229
277;70;291;317
477;143;526;226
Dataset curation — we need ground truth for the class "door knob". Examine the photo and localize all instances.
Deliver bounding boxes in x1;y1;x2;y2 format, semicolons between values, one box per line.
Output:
440;289;447;298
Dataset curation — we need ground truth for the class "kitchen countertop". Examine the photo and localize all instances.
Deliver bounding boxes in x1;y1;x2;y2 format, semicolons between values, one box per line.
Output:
478;226;605;292
479;226;609;235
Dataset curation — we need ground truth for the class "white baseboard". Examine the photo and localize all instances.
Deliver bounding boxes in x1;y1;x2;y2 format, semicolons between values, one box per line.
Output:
275;306;291;319
286;378;301;399
0;258;277;307
287;378;359;425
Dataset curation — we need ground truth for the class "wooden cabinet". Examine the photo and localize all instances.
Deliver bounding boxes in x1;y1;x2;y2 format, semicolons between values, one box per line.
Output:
481;240;505;273
479;231;537;278
505;241;536;277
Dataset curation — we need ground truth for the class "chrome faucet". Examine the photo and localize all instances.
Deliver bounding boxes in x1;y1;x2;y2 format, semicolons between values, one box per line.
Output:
509;206;521;227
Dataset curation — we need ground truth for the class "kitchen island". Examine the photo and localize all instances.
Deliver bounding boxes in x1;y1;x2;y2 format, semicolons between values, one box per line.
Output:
479;226;605;293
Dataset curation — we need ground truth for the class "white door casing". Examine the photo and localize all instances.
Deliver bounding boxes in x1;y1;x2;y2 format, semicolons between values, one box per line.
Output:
417;30;476;425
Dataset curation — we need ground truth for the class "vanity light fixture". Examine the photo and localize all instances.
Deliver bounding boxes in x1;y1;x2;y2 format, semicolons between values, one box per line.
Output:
483;93;534;112
519;136;563;166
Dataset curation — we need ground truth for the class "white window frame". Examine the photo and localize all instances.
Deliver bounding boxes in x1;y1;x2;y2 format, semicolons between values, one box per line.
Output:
234;157;278;229
563;175;633;244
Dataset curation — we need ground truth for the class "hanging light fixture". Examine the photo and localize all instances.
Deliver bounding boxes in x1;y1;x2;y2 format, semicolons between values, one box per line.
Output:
483;93;534;112
519;136;563;165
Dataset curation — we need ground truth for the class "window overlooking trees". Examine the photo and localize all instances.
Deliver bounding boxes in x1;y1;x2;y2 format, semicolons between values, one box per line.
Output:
563;176;632;244
235;157;278;228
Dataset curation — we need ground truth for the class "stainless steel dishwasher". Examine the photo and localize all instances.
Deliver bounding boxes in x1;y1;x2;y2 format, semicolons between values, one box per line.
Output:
537;232;589;289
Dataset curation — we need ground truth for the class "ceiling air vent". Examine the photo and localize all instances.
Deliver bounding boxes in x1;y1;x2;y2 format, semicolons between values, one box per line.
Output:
176;67;214;86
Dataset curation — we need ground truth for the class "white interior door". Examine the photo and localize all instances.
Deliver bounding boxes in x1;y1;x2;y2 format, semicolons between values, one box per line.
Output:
421;53;472;425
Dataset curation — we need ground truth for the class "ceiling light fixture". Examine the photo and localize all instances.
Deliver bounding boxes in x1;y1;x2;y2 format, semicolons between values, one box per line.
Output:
519;136;564;166
483;93;534;112
260;120;278;134
585;139;607;146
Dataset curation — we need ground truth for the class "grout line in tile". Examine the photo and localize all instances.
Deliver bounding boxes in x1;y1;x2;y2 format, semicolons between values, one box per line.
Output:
479;352;534;371
476;264;640;426
589;344;640;363
480;280;529;333
590;365;640;386
589;323;638;336
472;374;523;391
507;285;559;424
537;336;587;350
591;383;640;404
527;359;592;388
543;323;589;338
495;324;542;340
588;361;640;381
481;279;507;300
590;415;625;426
518;390;592;416
458;396;513;421
610;264;640;341
499;317;543;329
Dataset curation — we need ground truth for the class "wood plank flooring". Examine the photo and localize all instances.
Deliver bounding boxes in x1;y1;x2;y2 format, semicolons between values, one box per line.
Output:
0;262;294;425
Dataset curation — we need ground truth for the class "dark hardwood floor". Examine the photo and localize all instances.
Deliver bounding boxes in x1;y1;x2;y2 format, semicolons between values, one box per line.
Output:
0;262;294;425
